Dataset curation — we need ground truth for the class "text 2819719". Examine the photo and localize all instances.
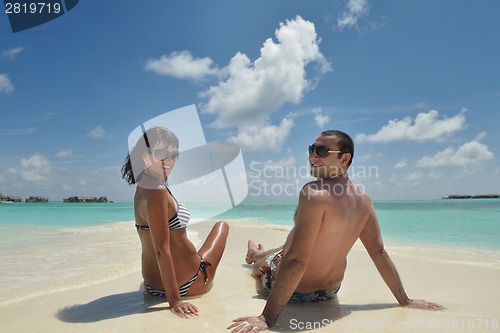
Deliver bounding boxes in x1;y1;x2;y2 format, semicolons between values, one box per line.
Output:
5;2;62;14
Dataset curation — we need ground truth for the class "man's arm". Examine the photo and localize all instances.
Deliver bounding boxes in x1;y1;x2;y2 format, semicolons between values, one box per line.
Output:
229;184;325;332
358;202;410;305
260;185;325;326
359;201;444;310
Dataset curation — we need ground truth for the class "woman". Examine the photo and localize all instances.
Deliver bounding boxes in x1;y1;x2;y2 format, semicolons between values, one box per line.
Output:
121;127;229;318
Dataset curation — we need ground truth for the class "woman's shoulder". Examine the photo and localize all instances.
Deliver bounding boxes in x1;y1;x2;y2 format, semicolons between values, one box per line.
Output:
136;184;170;202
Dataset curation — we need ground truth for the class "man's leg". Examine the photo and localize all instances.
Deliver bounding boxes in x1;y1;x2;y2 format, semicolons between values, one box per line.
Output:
246;240;283;277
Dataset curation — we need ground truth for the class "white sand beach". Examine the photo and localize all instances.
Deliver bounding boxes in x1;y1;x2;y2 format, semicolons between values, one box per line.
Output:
1;220;499;333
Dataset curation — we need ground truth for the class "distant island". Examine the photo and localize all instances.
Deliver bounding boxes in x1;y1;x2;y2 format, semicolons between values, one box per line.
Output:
443;194;500;199
0;195;23;203
25;196;49;203
0;193;111;203
63;196;109;203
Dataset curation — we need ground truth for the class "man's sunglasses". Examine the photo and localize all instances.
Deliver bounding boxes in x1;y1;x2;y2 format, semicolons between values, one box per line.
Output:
308;145;342;158
151;149;179;161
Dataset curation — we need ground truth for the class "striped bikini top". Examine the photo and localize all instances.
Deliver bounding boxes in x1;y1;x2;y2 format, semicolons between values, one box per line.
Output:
168;201;190;230
135;188;190;231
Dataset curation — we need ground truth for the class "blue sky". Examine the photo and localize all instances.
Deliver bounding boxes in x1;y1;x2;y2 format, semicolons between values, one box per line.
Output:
1;0;499;202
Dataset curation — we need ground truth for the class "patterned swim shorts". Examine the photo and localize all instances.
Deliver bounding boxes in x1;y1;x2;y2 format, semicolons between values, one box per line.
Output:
260;249;340;303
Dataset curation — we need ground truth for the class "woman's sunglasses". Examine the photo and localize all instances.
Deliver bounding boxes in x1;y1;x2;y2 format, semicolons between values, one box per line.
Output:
151;149;179;161
308;145;342;158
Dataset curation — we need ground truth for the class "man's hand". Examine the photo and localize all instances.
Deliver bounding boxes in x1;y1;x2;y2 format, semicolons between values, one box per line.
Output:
228;315;269;332
404;299;445;311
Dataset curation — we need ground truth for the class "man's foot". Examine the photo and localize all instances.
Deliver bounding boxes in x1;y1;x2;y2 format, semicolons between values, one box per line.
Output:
245;240;264;264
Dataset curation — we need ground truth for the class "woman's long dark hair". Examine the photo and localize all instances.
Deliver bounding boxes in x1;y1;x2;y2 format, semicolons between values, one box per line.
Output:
121;127;179;185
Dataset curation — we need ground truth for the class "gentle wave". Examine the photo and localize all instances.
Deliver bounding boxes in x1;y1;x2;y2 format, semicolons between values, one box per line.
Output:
0;222;139;305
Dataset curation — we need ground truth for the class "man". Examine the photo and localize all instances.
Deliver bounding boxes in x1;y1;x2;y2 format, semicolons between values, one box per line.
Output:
228;130;444;332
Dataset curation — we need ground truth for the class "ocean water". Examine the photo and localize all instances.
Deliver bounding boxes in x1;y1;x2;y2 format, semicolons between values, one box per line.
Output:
0;202;135;227
1;199;499;305
214;199;500;251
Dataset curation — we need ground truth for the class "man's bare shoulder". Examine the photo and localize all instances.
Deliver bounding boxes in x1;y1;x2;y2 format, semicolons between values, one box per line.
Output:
349;183;375;211
354;185;373;202
299;181;331;203
301;179;372;198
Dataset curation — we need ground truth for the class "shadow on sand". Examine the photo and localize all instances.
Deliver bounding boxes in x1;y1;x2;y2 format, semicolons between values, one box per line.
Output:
245;265;398;332
55;284;167;323
272;301;399;332
57;278;398;331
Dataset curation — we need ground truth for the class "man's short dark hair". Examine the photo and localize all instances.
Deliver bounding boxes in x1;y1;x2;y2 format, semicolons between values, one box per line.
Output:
321;130;354;167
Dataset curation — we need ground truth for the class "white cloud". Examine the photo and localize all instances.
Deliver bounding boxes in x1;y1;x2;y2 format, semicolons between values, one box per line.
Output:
9;154;52;181
89;125;106;138
247;154;311;199
0;128;35;136
228;117;294;151
33;112;56;122
312;107;330;128
356;109;466;143
337;0;370;30
145;16;330;152
427;170;443;179
417;140;494;167
57;149;73;157
394;160;407;169
145;50;220;81
475;131;487;141
248;155;303;180
2;47;25;60
405;171;424;182
261;156;297;171
0;74;14;94
200;15;331;129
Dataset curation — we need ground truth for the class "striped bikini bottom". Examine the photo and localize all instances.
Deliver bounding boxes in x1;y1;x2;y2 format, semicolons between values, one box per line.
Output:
145;258;211;298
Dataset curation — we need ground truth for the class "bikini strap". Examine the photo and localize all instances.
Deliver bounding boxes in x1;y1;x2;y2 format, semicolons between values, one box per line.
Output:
199;259;212;284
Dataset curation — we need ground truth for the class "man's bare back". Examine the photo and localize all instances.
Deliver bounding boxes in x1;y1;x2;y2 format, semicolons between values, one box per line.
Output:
249;177;372;293
231;130;444;333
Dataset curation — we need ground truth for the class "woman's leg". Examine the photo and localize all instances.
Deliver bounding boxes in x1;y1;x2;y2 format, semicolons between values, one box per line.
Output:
197;220;229;283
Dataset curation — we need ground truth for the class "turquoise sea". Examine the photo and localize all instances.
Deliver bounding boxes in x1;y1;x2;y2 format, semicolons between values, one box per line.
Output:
3;199;498;249
1;199;499;304
217;199;500;251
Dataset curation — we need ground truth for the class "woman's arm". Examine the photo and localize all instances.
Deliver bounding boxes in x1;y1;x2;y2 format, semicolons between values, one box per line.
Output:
146;189;182;307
